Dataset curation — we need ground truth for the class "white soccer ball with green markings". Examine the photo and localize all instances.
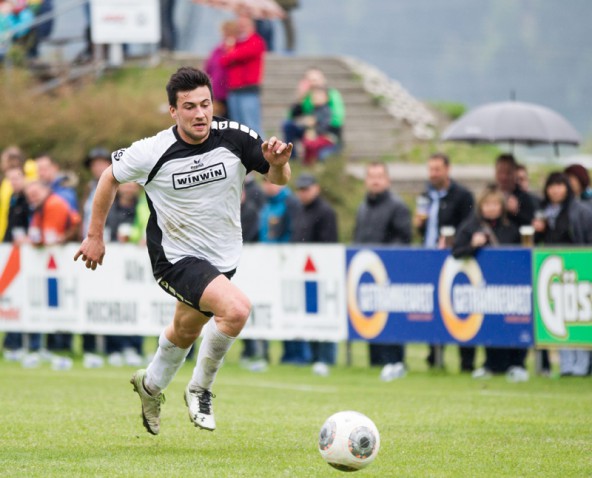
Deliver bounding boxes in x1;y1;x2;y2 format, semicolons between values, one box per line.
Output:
318;411;380;472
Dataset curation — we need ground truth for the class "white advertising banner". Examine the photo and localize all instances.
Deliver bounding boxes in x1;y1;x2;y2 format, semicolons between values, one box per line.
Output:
0;244;347;341
91;0;161;44
234;244;347;341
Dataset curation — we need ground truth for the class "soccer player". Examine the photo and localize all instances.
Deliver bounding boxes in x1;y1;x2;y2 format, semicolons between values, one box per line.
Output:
74;67;292;435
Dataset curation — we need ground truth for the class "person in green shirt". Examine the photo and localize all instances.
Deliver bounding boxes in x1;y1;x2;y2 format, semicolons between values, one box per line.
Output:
282;68;345;162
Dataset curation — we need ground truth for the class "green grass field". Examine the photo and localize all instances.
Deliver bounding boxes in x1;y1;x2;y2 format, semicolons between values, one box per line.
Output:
0;342;591;477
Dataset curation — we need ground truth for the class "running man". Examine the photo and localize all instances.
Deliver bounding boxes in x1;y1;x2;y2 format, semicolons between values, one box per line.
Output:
74;67;292;435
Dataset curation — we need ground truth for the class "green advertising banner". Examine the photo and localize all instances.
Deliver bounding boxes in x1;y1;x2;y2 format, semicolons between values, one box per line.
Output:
533;249;592;348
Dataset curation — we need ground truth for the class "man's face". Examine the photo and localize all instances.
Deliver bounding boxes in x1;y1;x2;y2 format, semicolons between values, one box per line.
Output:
296;183;320;205
365;165;390;195
495;161;516;192
170;86;214;145
427;158;449;190
89;158;111;180
35;156;58;183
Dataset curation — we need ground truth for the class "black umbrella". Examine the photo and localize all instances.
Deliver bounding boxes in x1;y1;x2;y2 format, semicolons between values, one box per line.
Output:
441;100;581;154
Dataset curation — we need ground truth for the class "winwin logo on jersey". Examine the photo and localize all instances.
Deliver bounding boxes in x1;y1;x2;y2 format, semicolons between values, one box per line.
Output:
173;162;227;190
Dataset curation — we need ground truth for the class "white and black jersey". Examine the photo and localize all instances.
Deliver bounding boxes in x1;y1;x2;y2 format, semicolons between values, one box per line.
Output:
112;118;270;277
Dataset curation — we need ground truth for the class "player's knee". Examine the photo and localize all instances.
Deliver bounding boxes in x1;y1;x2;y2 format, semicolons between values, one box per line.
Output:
224;296;251;330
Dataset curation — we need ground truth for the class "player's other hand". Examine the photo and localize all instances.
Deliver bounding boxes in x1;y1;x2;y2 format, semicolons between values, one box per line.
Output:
262;137;293;166
73;235;105;271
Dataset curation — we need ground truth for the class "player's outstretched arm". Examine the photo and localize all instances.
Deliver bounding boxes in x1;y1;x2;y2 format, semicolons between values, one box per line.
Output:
73;165;119;270
262;136;292;185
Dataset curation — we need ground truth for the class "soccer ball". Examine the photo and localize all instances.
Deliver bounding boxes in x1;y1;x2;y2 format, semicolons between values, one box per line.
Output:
318;411;380;472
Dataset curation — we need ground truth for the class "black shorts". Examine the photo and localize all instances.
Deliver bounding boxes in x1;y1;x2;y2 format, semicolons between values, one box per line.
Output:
156;257;236;317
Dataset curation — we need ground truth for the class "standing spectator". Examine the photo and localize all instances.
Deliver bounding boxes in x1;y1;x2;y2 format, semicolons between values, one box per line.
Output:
260;178;306;366
1;165;38;361
275;0;299;53
414;153;475;371
160;0;177;52
353;161;411;381
0;145;36;242
533;172;592;377
495;154;535;227
564;163;592;205
220;15;266;134
80;148;111;368
292;173;338;376
24;179;81;359
35;153;78;212
282;68;345;160
516;162;542;210
452;185;528;382
204;20;237;117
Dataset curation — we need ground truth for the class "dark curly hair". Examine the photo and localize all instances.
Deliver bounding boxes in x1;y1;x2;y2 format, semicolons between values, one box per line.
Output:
166;67;213;107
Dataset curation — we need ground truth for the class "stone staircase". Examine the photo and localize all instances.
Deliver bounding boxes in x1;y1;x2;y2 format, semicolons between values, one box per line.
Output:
260;54;431;161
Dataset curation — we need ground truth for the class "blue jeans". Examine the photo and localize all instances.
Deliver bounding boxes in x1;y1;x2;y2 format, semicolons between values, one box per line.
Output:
3;333;41;351
310;341;337;364
227;90;262;137
281;340;312;364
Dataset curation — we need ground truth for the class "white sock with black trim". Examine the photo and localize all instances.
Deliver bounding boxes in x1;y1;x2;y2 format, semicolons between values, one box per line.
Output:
145;331;191;394
189;319;235;392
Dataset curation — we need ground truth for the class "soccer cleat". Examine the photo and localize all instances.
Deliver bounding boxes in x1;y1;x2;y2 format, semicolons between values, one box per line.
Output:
184;386;216;431
130;369;165;435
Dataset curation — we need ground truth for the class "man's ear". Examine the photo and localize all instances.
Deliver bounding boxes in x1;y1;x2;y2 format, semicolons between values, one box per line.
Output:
169;105;177;120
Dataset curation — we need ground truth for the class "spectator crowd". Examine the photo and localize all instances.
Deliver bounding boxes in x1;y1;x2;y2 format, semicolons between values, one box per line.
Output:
3;134;590;382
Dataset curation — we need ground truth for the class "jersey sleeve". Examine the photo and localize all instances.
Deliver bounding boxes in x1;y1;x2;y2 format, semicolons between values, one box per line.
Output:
111;138;155;186
240;128;270;175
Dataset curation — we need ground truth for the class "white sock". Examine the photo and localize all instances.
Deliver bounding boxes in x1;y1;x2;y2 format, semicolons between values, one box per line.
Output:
145;331;191;394
189;320;235;391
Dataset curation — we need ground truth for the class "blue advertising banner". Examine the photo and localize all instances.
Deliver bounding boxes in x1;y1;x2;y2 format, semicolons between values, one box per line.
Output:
346;248;533;347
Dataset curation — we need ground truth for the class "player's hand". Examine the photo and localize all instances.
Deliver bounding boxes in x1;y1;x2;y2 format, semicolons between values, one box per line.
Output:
262;137;293;167
73;235;105;271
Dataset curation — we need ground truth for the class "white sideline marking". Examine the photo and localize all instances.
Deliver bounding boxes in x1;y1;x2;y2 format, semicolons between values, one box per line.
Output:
223;379;338;394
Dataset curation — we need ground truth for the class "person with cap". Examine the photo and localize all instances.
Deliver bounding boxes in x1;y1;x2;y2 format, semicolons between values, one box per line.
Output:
564;163;592;206
292;173;338;376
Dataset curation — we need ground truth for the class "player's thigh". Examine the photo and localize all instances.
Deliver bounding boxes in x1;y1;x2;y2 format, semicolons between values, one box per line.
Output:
172;300;210;337
199;274;251;322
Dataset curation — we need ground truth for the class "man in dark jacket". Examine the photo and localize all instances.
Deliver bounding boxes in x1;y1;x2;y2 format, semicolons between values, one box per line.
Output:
292;173;338;376
495;154;536;227
353;161;411;381
414;153;475;371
